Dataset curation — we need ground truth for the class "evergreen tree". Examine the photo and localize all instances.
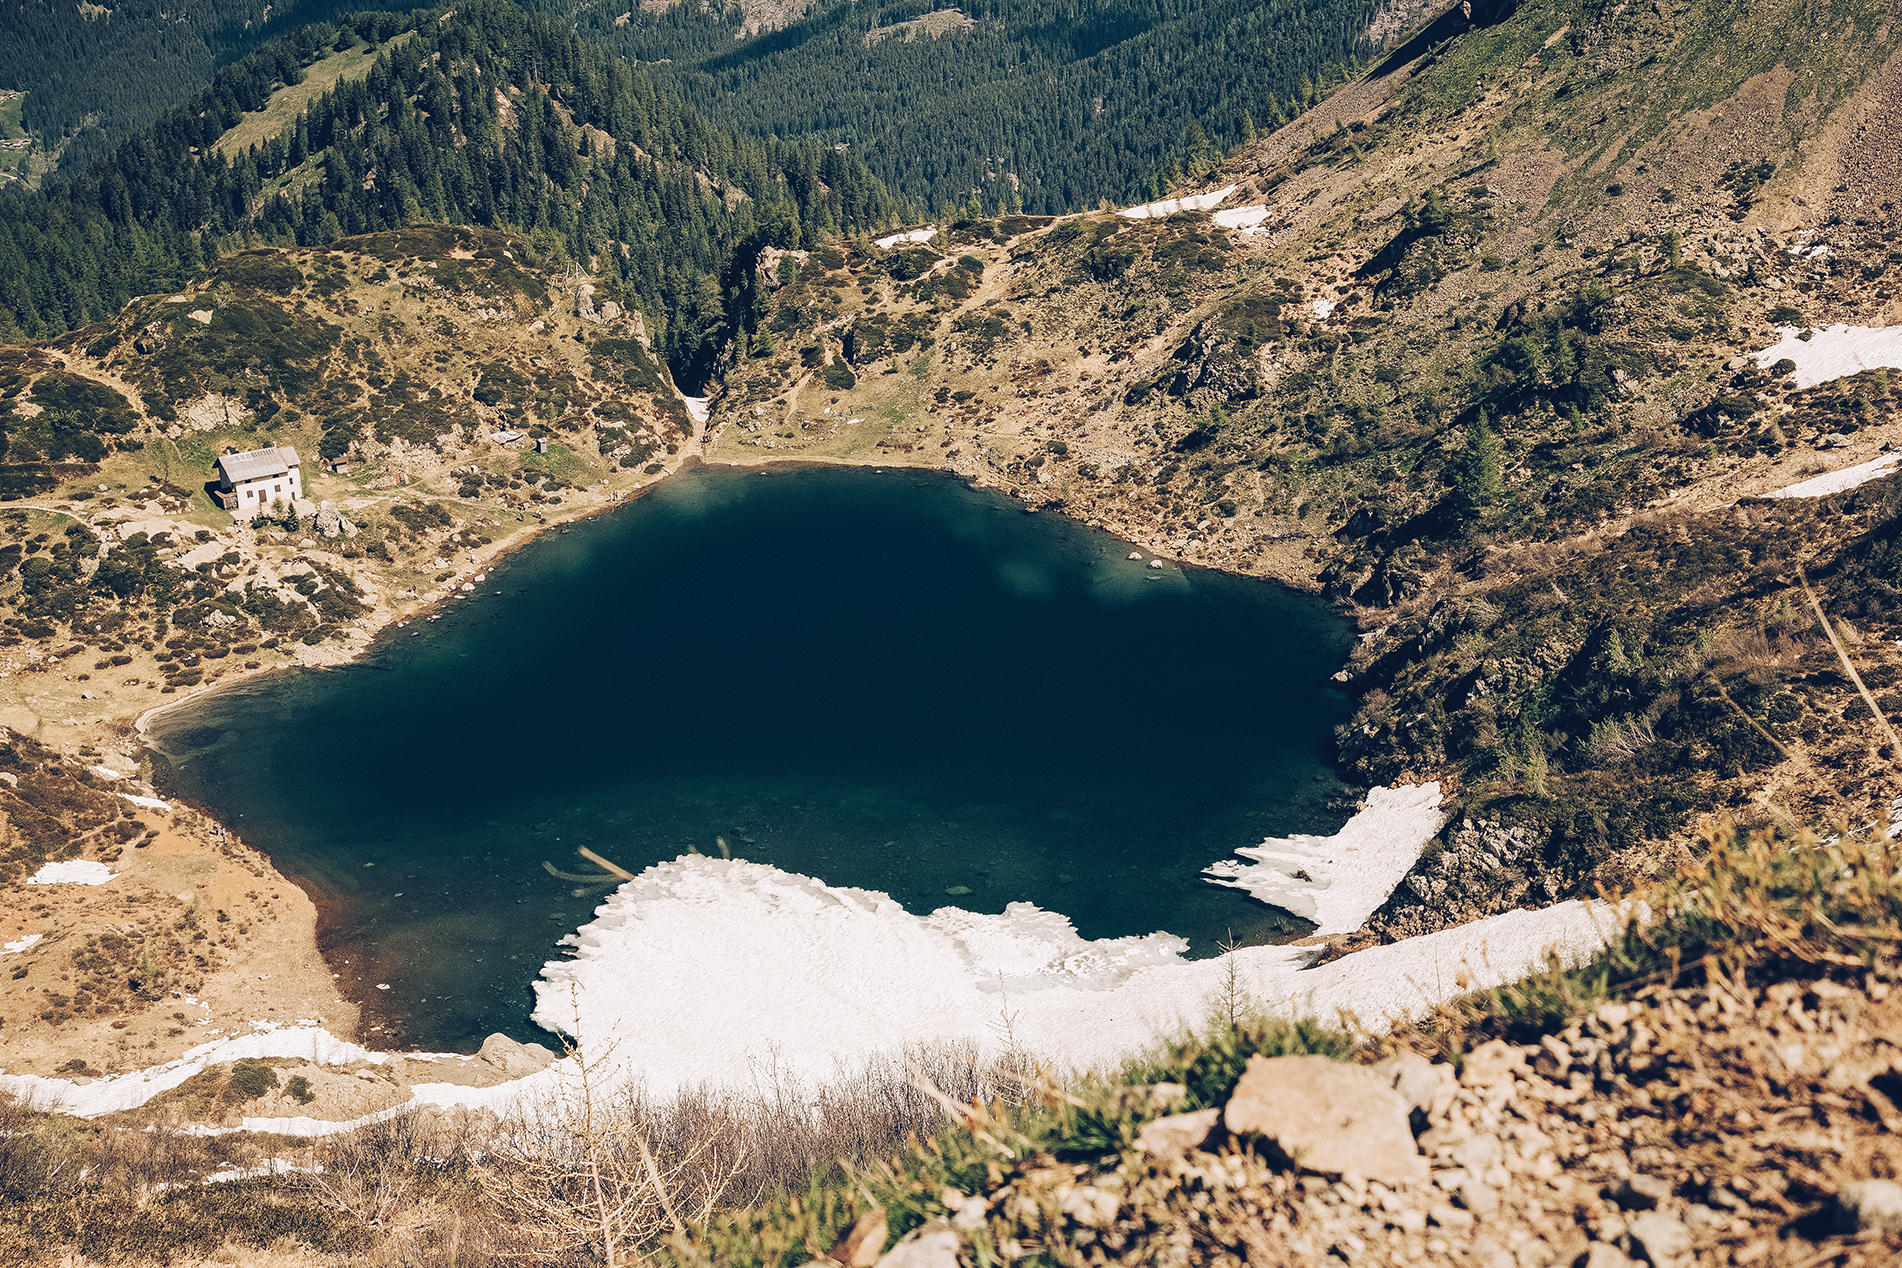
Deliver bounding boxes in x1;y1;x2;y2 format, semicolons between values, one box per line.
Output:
1454;409;1504;515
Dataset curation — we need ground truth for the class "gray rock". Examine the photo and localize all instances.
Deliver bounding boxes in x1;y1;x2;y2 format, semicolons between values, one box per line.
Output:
315;504;344;537
1222;1054;1427;1185
1459;1039;1527;1088
1450;1133;1502;1172
875;1219;958;1268
1626;1211;1693;1268
1370;1051;1454;1119
829;1208;890;1267
1455;1175;1499;1216
1617;1173;1672;1210
1834;1179;1902;1235
1134;1107;1221;1156
1725;356;1749;370
1583;1245;1636;1268
476;1033;558;1078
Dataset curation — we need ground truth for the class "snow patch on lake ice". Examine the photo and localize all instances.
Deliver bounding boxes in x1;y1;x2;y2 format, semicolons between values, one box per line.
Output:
1;783;1640;1126
1753;324;1902;391
1203;783;1447;934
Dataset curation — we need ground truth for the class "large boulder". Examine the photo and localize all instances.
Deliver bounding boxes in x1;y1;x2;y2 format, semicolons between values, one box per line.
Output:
1222;1054;1427;1186
475;1033;558;1078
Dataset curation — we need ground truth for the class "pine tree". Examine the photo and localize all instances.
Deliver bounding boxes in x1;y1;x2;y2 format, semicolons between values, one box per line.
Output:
1454;409;1504;515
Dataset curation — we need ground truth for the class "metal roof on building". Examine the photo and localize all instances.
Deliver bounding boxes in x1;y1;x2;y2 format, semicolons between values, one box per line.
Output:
216;446;301;484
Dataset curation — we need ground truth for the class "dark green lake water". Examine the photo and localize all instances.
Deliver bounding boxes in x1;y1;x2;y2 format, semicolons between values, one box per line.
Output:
147;465;1356;1052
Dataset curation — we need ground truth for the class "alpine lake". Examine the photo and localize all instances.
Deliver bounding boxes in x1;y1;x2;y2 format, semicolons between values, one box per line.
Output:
147;464;1358;1053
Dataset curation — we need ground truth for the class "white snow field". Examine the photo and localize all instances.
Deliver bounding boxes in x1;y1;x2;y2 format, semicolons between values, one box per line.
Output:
2;786;1638;1133
1211;205;1271;235
1769;451;1902;499
1753;324;1902;391
1119;184;1238;220
1203;783;1447;933
26;860;118;885
874;227;938;249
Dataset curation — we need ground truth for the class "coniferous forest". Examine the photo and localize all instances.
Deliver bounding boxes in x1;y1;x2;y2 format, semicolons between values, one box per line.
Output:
0;3;899;384
555;0;1379;214
0;0;409;173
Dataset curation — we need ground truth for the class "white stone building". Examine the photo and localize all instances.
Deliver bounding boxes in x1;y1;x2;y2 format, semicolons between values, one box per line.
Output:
214;446;304;518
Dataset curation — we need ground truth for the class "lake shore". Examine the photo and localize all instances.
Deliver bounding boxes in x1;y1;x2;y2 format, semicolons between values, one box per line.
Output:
0;429;1337;1078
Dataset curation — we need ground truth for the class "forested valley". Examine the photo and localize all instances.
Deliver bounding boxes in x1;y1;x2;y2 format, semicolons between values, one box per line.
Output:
553;0;1383;214
0;2;900;386
0;0;412;175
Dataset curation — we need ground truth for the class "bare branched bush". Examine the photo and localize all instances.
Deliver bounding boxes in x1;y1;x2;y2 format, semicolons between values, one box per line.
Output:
476;1035;1032;1265
1708;627;1797;674
1582;713;1658;764
479;1045;745;1266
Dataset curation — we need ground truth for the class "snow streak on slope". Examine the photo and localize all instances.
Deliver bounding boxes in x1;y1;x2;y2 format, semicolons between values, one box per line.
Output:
1754;324;1902;390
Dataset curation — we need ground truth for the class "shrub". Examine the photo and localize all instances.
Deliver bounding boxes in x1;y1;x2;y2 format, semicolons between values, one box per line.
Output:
228;1062;279;1102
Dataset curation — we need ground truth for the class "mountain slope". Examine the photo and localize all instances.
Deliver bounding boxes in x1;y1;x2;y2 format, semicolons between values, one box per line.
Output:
701;0;1902;935
558;0;1388;214
0;0;414;177
0;1;897;388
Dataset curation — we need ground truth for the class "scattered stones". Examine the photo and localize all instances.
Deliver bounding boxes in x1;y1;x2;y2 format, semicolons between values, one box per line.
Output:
1833;1179;1902;1235
1583;1244;1637;1268
1616;1173;1672;1211
1457;1039;1526;1088
1624;1211;1693;1268
874;1220;958;1268
1222;1054;1427;1185
1133;1107;1220;1156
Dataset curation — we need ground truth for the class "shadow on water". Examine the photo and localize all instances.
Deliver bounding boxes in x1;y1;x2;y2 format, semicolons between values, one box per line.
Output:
147;465;1357;1052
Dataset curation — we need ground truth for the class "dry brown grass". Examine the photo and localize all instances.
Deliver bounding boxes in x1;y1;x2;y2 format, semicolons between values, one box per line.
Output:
0;1036;1031;1267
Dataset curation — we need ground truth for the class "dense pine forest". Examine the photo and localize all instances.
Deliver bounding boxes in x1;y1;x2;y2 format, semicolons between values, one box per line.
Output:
0;0;413;174
0;2;900;385
554;0;1381;213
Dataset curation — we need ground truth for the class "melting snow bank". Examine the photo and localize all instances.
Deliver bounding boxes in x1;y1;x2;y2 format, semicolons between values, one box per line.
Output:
1753;323;1902;391
874;226;938;249
0;1026;400;1118
1211;205;1271;236
1203;784;1447;934
3;888;1634;1132
530;853;1630;1101
1119;184;1237;220
26;860;118;885
0;1022;579;1135
679;395;711;425
1769;450;1902;499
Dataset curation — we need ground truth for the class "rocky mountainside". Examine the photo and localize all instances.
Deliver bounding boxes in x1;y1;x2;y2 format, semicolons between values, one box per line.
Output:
702;0;1902;937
